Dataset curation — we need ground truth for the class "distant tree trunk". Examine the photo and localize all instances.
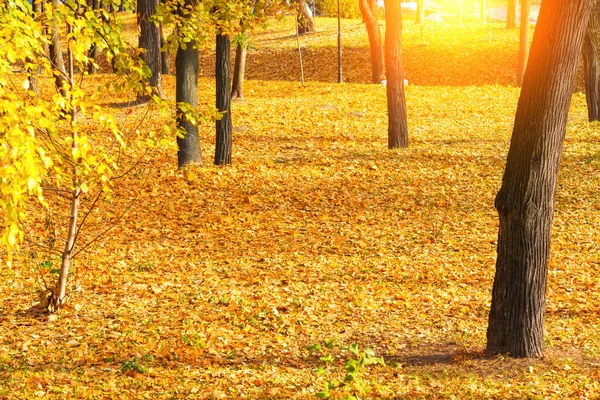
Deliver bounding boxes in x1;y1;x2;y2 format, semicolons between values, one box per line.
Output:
231;37;247;101
297;0;314;34
486;0;592;359
160;22;170;74
415;0;425;23
138;0;163;98
584;1;600;121
517;0;531;86
359;0;384;83
506;0;517;28
479;0;486;21
384;0;409;148
27;0;44;93
215;34;232;165
88;0;100;74
176;40;202;167
49;0;67;97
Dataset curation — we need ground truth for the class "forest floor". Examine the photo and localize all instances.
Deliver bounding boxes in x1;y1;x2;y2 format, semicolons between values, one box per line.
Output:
2;16;600;399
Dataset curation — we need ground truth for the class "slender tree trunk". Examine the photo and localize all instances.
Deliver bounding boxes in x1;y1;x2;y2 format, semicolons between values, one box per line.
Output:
415;0;425;24
487;0;592;358
215;34;232;165
160;22;170;74
384;0;409;148
584;1;600;121
297;0;315;34
506;0;517;28
479;0;486;21
88;0;100;74
231;38;247;101
517;0;531;86
176;41;202;167
49;0;67;97
359;0;384;83
138;0;163;98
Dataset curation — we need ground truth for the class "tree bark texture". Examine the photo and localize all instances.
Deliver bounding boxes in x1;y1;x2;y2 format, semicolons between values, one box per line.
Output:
486;0;592;358
506;0;517;28
231;39;247;100
517;0;531;86
359;0;384;83
138;0;163;97
49;0;67;97
584;1;600;121
176;41;202;168
297;0;315;34
215;34;232;165
384;0;409;149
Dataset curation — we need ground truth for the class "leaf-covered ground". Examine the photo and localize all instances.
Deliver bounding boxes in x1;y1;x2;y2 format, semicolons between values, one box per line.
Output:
2;17;600;399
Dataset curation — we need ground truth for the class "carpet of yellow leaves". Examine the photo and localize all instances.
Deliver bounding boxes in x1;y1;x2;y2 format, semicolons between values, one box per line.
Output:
2;17;600;399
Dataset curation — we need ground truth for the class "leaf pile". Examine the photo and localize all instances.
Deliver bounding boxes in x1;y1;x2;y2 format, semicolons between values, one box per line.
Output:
2;18;600;399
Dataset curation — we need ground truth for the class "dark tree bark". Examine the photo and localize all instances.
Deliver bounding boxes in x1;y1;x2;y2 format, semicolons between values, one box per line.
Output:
297;0;315;35
215;34;232;165
359;0;384;83
506;0;517;28
584;1;600;121
138;0;163;98
160;22;170;75
383;0;409;149
231;38;247;101
176;41;202;167
487;0;592;359
88;0;100;74
49;0;67;97
517;0;531;86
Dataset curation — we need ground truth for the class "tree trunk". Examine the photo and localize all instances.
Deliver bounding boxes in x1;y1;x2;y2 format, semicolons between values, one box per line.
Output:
88;0;100;74
479;0;486;22
486;0;592;358
138;0;163;98
297;0;315;34
384;0;409;149
584;1;600;121
49;0;67;97
415;0;425;24
517;0;531;86
359;0;383;83
506;0;517;28
160;22;170;75
215;34;232;165
176;41;202;167
231;38;247;101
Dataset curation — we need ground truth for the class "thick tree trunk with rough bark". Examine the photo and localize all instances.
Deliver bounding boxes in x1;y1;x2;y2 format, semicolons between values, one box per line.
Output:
297;0;314;34
176;40;202;167
138;0;162;98
383;0;409;148
231;39;247;100
359;0;384;83
517;0;531;86
215;34;232;165
506;0;517;28
486;0;592;359
584;2;600;121
49;0;67;97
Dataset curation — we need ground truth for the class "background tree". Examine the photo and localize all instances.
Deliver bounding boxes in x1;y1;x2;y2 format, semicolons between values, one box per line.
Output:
297;0;314;34
487;0;592;358
506;0;517;28
49;0;68;97
384;0;409;148
415;0;425;24
478;0;486;22
138;0;163;99
583;0;600;121
215;33;232;164
517;0;531;86
231;33;248;100
359;0;383;83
